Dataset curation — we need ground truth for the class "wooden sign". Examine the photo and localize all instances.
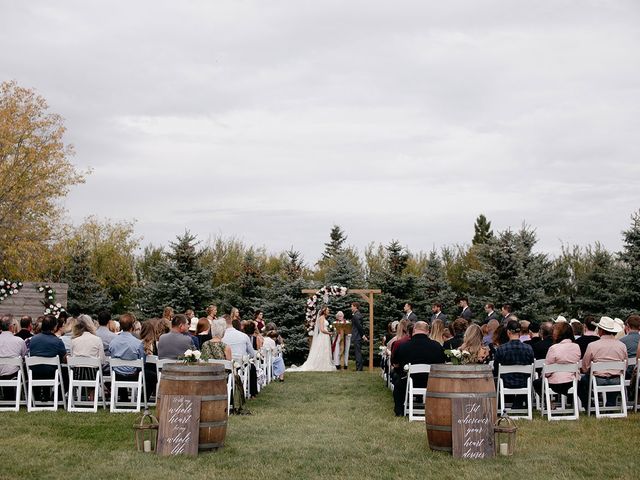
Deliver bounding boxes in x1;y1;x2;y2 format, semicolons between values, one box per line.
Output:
451;398;495;459
157;395;201;456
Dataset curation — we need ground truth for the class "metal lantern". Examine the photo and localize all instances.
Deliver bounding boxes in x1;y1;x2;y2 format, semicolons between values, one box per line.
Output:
494;415;517;456
134;409;159;453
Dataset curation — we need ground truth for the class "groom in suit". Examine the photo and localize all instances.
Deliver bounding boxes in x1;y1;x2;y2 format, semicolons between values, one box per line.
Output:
350;302;367;371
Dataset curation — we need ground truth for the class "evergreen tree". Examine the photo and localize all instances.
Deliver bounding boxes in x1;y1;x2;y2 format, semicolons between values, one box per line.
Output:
619;210;640;312
64;242;112;316
421;251;456;317
321;225;347;261
136;231;213;316
235;249;267;316
472;214;494;245
466;226;555;321
574;245;621;317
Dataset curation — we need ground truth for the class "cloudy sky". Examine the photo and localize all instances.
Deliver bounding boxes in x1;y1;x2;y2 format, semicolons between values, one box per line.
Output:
2;1;639;263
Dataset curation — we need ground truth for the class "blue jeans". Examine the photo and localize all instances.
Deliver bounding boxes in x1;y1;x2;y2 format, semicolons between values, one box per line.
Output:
578;374;621;408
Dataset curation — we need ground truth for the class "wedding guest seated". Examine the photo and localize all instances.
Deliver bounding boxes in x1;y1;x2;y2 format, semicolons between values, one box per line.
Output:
242;321;260;397
443;318;468;350
578;317;627;408
96;311;117;356
571;320;584;340
575;316;599;358
493;321;535;410
482;319;499;346
14;316;33;342
620;315;639;377
391;321;446;416
383;321;398;346
222;314;255;359
429;319;446;346
459;324;489;364
524;322;541;347
263;322;284;346
533;322;554;360
132;320;142;338
56;314;74;354
196;318;212;347
70;315;106;366
532;322;580;398
109;313;150;402
187;316;201;349
201;319;232;361
519;320;531;342
28;315;67;402
387;319;408;354
0;315;27;400
158;314;196;360
264;330;286;381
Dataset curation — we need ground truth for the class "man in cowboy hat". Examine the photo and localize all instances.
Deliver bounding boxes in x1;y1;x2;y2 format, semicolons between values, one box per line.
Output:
577;316;627;408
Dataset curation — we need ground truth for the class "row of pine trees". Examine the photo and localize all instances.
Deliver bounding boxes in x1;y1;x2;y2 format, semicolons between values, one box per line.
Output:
58;212;640;364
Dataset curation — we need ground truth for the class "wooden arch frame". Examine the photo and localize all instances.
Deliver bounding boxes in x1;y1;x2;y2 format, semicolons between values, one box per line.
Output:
302;288;381;372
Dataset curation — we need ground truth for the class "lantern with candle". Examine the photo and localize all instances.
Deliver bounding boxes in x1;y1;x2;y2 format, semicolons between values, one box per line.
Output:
494;415;517;456
134;409;159;453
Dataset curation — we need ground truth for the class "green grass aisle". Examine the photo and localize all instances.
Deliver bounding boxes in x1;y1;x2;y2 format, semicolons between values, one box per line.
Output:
0;372;638;479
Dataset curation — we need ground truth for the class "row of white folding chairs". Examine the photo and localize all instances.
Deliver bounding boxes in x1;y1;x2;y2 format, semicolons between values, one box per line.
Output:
0;355;146;413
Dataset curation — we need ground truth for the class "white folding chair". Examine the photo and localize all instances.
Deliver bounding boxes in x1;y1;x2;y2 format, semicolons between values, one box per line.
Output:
533;359;545;410
404;364;430;421
497;364;534;420
233;355;250;399
26;356;66;412
587;361;627;418
634;361;640;413
624;357;636;409
0;357;27;411
144;355;158;406
67;356;105;412
540;362;580;421
208;359;233;415
109;358;145;413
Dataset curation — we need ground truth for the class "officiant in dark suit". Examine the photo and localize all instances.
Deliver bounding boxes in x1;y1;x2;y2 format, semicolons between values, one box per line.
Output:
350;302;367;371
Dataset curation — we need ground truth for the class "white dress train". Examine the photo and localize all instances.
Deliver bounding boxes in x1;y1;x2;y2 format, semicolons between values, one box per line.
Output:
289;316;336;372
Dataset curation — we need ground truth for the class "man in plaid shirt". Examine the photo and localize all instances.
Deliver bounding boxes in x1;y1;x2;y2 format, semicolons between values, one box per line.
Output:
493;320;534;409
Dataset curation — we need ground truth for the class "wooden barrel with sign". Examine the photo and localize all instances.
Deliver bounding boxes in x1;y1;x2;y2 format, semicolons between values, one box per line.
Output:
158;363;228;451
425;364;496;452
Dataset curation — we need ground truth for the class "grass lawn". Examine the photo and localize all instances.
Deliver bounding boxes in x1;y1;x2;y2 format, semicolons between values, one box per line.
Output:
0;370;638;480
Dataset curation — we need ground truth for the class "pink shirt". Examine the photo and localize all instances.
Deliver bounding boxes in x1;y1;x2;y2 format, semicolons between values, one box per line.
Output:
544;339;581;384
581;336;627;377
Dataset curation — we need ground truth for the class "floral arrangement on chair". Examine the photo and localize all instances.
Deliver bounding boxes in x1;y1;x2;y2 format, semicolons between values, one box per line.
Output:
445;349;472;365
181;349;202;363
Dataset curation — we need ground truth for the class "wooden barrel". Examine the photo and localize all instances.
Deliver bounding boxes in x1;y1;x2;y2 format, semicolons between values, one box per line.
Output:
158;363;228;451
425;364;496;452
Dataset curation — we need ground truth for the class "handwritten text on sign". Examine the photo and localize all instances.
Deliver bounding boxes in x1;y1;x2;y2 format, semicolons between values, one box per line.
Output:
451;398;495;459
157;395;201;456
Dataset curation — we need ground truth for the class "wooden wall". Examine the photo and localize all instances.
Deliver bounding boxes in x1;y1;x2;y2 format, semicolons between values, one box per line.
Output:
0;282;68;319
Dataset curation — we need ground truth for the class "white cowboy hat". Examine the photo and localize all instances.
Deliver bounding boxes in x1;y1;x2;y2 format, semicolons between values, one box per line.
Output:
613;318;624;329
569;318;581;325
594;316;623;334
553;315;568;323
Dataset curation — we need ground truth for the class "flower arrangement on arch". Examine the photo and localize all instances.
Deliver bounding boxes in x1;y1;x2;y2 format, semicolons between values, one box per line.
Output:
0;279;23;302
38;285;66;318
304;285;348;334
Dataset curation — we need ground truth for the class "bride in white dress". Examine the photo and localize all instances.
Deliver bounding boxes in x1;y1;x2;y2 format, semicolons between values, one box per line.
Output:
290;306;336;372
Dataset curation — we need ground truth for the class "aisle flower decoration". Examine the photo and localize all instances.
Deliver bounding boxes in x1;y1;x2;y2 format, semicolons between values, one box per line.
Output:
445;349;472;365
181;349;202;363
304;285;348;334
0;279;23;302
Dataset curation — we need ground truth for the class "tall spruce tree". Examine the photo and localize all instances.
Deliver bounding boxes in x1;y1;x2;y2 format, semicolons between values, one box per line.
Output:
472;214;494;245
619;210;640;312
322;225;347;261
574;245;621;317
421;250;456;317
64;241;112;316
136;231;213;316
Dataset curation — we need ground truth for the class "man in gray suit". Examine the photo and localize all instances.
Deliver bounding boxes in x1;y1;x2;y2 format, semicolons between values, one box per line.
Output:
430;303;447;323
459;297;473;321
484;303;499;324
350;302;368;371
402;303;418;323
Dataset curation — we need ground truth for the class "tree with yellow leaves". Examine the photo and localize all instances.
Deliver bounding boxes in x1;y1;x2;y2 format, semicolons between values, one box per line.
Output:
0;80;87;277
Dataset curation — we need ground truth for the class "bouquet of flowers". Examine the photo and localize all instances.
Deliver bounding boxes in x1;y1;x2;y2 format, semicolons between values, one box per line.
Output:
445;349;472;365
181;349;202;363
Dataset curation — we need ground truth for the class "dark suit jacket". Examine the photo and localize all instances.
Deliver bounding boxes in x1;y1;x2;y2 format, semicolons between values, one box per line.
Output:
404;312;418;323
430;312;448;323
532;337;553;360
351;310;365;342
460;307;473;321
575;334;599;358
485;311;499;322
394;334;446;387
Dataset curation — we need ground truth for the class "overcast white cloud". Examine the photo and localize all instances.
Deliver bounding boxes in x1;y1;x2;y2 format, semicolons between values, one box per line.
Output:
1;0;639;262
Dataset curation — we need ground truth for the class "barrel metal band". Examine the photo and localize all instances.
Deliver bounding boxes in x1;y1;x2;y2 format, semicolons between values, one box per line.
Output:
200;395;228;401
160;375;226;382
425;392;496;399
199;421;227;428
429;374;492;379
425;424;452;432
199;442;224;449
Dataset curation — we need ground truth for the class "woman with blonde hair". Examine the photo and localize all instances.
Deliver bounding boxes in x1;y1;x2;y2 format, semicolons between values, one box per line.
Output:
429;319;446;346
70;315;106;388
459;324;489;364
